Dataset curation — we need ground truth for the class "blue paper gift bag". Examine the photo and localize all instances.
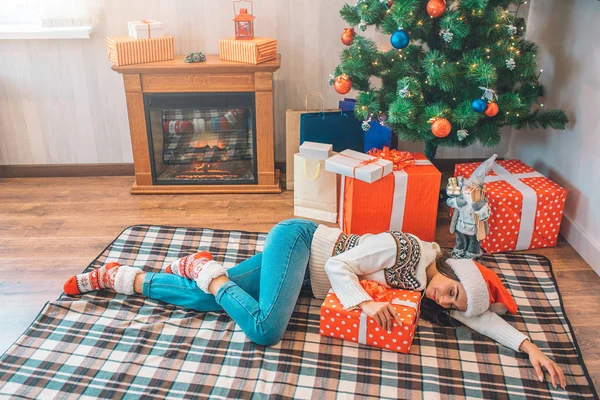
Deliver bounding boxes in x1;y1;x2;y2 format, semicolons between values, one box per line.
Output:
338;98;357;111
364;121;392;152
300;111;364;153
300;111;393;153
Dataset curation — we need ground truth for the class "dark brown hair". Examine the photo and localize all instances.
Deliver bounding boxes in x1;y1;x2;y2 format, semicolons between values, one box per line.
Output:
420;250;461;327
435;250;460;282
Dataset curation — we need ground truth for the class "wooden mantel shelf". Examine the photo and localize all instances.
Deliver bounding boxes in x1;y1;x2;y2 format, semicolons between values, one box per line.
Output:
113;54;282;194
112;54;281;74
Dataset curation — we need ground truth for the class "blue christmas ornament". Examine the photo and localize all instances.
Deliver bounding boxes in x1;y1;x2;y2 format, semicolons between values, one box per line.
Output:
390;29;409;49
472;99;487;113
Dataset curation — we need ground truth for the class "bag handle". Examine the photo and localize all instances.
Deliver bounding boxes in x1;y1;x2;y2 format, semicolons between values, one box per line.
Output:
304;92;325;112
303;160;322;181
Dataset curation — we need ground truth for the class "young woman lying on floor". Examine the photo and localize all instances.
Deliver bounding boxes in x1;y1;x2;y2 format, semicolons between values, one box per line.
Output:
64;219;566;390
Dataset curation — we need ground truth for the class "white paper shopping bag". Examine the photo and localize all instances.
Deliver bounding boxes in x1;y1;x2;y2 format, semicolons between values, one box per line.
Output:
294;154;337;223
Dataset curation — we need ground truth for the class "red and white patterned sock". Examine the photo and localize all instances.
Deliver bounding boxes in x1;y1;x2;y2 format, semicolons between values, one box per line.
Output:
63;262;143;296
165;251;228;293
165;251;214;279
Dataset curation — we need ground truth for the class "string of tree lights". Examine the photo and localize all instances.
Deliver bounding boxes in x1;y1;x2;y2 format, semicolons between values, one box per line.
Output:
330;0;568;159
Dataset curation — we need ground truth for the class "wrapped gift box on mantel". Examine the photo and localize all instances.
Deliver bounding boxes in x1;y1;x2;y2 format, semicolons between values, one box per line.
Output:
219;37;277;65
219;2;277;65
327;149;441;241
455;159;567;254
127;19;165;39
106;35;174;66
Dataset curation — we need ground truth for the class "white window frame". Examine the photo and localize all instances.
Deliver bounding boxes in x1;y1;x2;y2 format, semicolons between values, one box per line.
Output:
0;0;93;40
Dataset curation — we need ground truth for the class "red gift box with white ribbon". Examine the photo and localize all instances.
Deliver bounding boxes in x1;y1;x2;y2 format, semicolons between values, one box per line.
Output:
319;281;421;354
455;159;567;254
338;151;441;241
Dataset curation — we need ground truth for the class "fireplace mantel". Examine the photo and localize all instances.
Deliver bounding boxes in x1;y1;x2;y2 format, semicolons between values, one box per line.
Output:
113;54;281;194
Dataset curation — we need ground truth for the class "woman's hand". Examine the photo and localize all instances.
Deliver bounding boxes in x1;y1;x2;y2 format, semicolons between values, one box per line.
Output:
359;300;403;332
520;340;566;389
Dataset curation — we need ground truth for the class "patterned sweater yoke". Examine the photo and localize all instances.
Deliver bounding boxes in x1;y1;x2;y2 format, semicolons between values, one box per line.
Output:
387;231;422;290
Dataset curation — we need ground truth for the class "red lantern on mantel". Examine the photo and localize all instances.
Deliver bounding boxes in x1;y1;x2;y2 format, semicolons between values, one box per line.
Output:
233;0;256;40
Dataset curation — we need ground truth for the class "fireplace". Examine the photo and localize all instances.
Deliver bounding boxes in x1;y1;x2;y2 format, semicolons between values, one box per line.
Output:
112;54;281;194
145;93;257;185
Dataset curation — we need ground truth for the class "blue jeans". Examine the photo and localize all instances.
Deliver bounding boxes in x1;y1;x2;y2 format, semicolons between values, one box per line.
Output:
142;219;318;346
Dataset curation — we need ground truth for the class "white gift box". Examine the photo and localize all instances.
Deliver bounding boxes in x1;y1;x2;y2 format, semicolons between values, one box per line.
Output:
325;149;393;183
128;20;164;39
299;141;333;160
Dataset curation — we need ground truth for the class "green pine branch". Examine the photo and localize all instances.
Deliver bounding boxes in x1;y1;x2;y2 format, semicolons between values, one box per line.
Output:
380;0;419;34
476;122;502;147
515;109;569;130
452;101;483;128
340;4;361;26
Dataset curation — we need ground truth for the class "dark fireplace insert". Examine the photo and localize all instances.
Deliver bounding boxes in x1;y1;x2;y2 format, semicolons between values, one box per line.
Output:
144;92;257;185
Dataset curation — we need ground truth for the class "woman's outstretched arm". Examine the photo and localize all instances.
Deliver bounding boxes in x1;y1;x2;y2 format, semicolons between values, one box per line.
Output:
451;310;566;389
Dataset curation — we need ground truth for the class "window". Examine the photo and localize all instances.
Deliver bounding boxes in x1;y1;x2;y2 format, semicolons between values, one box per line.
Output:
0;1;42;25
0;0;101;39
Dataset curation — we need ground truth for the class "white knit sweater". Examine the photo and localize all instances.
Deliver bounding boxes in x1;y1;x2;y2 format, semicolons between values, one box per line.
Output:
308;225;528;352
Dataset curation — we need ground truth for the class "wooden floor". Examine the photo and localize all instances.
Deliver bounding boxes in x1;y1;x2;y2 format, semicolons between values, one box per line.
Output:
0;176;599;389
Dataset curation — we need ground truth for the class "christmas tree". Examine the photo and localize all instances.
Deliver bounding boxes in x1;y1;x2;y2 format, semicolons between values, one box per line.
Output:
331;0;568;159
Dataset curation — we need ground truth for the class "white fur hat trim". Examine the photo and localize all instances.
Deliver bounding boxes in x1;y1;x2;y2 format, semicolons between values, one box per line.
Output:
446;258;490;318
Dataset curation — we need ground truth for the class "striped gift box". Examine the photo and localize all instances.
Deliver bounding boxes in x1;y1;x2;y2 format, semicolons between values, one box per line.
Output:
219;37;277;64
106;35;175;66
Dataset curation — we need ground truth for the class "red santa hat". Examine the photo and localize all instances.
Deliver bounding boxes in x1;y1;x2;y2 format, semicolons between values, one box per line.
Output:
446;258;518;318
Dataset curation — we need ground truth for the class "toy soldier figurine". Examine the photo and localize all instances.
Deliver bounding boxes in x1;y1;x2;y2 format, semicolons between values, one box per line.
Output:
447;154;497;259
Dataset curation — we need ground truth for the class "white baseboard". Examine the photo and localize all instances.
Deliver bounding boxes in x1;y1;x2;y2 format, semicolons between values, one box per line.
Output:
560;213;600;276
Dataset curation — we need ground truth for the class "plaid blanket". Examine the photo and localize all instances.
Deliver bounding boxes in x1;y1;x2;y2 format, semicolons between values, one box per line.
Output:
0;225;597;399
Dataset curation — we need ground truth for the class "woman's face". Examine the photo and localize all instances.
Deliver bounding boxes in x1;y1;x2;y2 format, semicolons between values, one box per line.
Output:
426;272;468;311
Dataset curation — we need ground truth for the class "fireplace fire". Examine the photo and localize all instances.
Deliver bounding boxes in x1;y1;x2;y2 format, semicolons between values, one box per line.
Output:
188;141;227;150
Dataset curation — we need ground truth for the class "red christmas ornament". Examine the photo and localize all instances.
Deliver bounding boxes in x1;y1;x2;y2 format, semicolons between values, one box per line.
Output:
431;118;451;137
484;102;500;117
426;0;446;18
341;28;356;46
334;74;352;95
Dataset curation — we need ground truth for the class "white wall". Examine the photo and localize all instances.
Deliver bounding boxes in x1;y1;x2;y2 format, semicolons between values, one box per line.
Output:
508;0;600;274
0;0;507;165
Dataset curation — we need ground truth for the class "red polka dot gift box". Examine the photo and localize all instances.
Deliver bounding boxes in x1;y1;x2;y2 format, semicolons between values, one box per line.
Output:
319;280;422;354
454;159;568;254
